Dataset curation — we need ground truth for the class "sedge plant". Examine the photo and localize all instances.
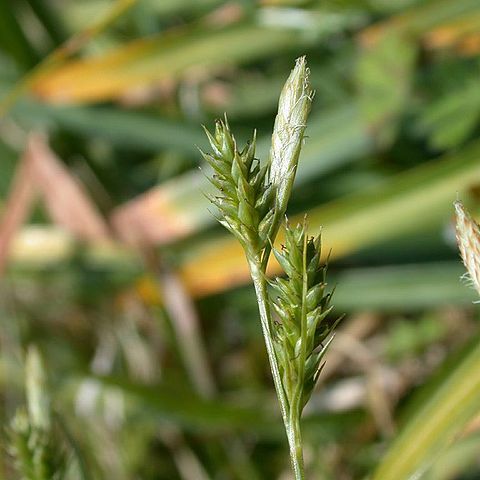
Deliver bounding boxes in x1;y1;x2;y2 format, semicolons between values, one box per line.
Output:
202;57;337;479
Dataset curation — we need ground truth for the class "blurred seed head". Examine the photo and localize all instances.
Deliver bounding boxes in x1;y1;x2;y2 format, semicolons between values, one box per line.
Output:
454;200;480;296
25;345;51;431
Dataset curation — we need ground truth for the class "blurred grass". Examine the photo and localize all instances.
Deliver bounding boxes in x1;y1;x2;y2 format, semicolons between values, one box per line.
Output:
372;335;480;480
2;0;480;479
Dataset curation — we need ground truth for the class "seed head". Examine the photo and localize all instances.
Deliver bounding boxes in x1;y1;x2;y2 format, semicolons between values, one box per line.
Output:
454;200;480;296
203;118;274;254
271;220;337;412
269;56;314;218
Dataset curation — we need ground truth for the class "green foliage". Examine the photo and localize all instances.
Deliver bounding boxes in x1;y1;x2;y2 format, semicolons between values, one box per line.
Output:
9;409;66;480
2;0;480;479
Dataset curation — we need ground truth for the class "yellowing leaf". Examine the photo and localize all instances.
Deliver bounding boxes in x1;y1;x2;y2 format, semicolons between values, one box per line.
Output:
32;24;306;103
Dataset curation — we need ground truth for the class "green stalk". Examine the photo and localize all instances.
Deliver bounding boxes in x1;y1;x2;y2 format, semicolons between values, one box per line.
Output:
288;414;305;480
248;257;305;480
283;229;310;479
291;230;310;477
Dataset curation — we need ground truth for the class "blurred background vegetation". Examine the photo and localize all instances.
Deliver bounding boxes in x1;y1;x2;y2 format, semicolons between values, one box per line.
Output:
2;0;480;478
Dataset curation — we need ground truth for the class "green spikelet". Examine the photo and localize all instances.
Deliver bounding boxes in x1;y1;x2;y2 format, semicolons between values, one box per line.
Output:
271;221;337;414
202;117;274;256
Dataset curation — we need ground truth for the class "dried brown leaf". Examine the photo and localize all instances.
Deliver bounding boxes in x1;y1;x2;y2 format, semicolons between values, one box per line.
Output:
0;140;38;274
28;134;112;242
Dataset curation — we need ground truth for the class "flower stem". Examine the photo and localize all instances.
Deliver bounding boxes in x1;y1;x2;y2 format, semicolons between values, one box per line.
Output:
289;411;305;480
248;257;305;480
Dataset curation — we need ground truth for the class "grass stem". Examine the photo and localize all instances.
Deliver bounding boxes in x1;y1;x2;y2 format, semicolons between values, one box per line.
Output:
248;257;305;480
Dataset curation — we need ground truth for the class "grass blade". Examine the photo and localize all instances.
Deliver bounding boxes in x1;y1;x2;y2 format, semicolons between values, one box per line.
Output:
371;338;480;480
0;0;38;69
14;100;207;155
334;262;477;311
24;0;68;45
30;23;311;103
